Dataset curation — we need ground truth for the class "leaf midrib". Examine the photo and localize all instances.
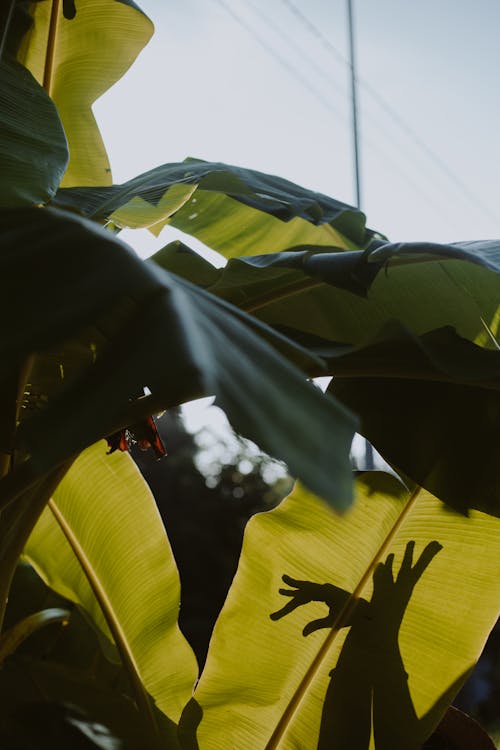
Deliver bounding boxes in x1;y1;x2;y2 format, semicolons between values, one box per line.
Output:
47;498;160;738
264;484;422;750
43;0;61;96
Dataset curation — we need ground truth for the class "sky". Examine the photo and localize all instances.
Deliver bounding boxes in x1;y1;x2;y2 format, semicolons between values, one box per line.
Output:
93;0;500;446
94;0;500;250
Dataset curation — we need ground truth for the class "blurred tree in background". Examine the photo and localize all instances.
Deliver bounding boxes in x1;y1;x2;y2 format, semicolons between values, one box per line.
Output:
132;409;291;667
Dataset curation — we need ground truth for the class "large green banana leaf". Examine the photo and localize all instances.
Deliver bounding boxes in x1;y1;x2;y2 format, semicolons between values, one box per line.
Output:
16;0;153;186
23;441;198;744
154;238;500;347
153;239;500;513
53;159;374;252
0;206;356;511
191;475;500;749
0;58;68;206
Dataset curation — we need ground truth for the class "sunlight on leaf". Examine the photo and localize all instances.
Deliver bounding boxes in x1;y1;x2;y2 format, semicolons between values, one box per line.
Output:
54;159;373;251
193;475;500;749
23;442;198;724
17;0;153;186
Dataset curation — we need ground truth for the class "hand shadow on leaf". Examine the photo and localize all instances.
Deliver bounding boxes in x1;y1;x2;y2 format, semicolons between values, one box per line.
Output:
270;540;464;750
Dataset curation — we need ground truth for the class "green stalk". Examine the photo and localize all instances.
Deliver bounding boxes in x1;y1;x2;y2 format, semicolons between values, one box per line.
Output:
43;0;60;95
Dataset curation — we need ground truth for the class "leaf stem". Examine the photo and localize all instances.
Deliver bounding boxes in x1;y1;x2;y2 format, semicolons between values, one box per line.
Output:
265;484;423;750
0;0;16;62
43;0;61;95
480;316;500;350
47;499;162;746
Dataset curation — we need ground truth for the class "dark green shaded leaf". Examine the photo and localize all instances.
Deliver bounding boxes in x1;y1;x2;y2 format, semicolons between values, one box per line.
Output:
152;239;500;350
290;250;499;346
328;326;500;514
0;606;70;666
368;238;500;274
154;242;383;301
151;241;220;287
3;1;32;60
0;463;72;631
3;563;179;750
424;706;496;750
0;701;123;749
318;323;500;384
54;159;375;252
151;236;500;513
0;206;357;511
5;563;122;671
0;59;68;207
0;658;149;749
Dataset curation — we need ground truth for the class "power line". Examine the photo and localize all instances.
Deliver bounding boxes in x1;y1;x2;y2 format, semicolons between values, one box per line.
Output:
280;0;347;67
211;0;487;230
241;0;445;210
279;0;500;226
215;0;474;228
211;0;346;121
243;0;348;101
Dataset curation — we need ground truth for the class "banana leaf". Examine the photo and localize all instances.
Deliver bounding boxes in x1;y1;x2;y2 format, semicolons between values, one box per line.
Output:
152;239;500;513
153;238;500;347
4;562;129;682
15;0;153;186
2;561;154;748
23;441;198;745
327;325;500;514
0;657;143;749
0;58;68;206
191;474;500;749
0;606;70;666
53;159;374;251
0;206;357;511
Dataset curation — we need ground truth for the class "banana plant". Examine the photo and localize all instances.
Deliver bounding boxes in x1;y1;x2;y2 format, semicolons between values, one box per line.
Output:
20;451;500;749
0;0;499;747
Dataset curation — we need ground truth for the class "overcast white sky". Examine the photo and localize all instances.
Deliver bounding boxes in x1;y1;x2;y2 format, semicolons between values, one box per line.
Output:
95;0;500;252
93;0;500;442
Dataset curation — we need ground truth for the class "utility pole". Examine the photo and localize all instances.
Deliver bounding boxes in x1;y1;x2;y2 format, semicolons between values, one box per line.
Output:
346;0;361;209
346;0;374;470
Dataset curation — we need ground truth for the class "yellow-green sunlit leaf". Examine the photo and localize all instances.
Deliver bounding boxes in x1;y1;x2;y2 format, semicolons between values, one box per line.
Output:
23;442;198;730
53;159;375;252
17;0;153;186
109;183;197;234
193;475;500;749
